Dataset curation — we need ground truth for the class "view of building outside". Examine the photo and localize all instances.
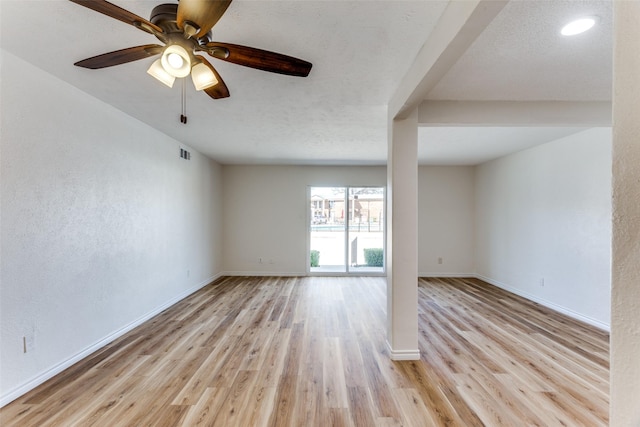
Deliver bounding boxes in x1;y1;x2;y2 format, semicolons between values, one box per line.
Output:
309;187;385;273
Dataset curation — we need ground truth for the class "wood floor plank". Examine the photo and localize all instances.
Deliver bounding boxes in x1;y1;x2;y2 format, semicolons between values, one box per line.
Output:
1;276;609;426
292;377;323;427
394;360;471;427
358;340;402;419
171;333;242;405
180;387;229;426
392;387;439;427
41;355;151;426
254;327;292;389
346;386;376;427
267;374;298;427
322;337;349;409
241;385;277;427
211;370;260;426
493;373;581;427
340;328;368;388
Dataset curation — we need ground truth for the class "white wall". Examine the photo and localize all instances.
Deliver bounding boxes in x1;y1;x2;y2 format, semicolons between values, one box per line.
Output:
0;51;223;405
475;128;612;329
221;164;476;277
418;166;475;276
221;165;386;275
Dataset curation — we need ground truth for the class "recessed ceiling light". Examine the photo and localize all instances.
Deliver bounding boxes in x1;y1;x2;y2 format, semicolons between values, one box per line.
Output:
561;16;598;36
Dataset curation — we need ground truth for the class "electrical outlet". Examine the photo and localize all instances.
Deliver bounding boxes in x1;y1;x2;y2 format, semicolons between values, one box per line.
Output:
23;333;35;353
539;278;545;287
437;257;443;265
258;257;263;264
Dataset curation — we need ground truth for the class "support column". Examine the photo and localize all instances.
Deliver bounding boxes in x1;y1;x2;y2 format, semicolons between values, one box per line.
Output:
386;108;419;360
611;2;640;425
383;0;506;363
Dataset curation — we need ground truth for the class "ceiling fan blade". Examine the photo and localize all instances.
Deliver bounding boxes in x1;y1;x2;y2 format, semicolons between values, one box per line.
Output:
195;56;230;99
205;42;312;77
177;0;232;39
69;0;163;34
74;45;164;69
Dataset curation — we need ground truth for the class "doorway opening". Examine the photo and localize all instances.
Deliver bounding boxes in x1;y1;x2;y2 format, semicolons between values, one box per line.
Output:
309;186;385;274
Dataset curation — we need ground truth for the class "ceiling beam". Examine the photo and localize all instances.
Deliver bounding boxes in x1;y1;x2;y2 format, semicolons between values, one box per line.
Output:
418;100;612;127
388;0;508;120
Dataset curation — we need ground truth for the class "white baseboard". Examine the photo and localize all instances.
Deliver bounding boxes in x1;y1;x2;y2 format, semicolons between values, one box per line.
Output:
0;274;220;408
386;340;420;361
221;271;307;277
221;271;305;277
475;274;610;332
419;272;476;278
222;271;387;278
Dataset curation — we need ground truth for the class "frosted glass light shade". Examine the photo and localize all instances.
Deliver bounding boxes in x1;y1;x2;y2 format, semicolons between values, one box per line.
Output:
147;59;175;87
167;53;184;69
161;45;191;78
191;62;218;91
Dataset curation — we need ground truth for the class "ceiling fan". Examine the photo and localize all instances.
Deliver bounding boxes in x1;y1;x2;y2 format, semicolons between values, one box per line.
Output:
69;0;313;100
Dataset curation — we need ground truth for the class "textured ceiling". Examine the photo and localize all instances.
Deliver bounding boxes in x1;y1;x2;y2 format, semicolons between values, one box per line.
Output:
428;0;613;101
0;1;613;166
418;126;589;165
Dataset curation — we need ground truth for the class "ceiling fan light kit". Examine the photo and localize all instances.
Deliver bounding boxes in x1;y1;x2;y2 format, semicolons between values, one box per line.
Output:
191;62;219;91
160;44;191;78
69;0;313;100
147;58;176;87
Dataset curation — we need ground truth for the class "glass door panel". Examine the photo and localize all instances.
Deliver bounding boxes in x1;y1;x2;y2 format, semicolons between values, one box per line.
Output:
348;187;385;273
310;187;346;273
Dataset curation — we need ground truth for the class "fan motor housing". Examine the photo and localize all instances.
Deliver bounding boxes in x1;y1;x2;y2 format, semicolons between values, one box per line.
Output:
151;4;213;43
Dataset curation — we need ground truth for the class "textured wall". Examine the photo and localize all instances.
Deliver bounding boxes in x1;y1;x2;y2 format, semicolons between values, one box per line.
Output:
221;165;387;275
418;166;475;276
0;51;223;404
611;2;640;424
220;164;476;277
475;128;611;329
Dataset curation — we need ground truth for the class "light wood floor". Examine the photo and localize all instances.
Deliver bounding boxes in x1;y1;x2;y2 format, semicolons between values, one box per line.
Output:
0;276;609;426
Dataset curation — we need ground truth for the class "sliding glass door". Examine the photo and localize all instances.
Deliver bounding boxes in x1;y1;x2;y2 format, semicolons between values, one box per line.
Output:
309;186;385;274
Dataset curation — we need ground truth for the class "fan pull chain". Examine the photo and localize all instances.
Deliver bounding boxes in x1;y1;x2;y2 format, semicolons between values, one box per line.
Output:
180;78;188;124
